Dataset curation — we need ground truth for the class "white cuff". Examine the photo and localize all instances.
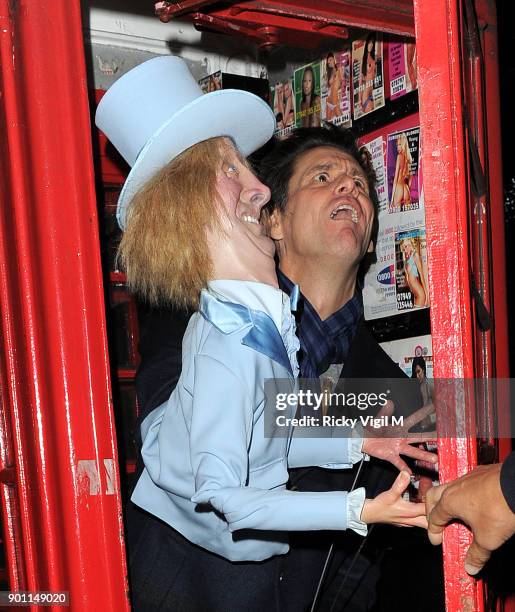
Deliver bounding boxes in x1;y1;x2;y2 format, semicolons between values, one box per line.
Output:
348;436;365;464
347;487;367;537
349;424;370;464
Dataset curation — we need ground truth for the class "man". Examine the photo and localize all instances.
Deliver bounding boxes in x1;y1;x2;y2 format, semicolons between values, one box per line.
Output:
426;451;515;576
259;125;443;612
132;125;440;610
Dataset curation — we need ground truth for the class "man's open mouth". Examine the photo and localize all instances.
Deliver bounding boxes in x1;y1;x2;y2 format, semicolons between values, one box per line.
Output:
329;203;359;223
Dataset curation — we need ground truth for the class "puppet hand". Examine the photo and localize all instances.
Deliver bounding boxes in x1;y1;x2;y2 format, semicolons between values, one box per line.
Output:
361;471;427;528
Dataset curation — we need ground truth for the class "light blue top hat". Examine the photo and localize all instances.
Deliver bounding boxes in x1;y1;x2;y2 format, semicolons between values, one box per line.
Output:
95;56;276;228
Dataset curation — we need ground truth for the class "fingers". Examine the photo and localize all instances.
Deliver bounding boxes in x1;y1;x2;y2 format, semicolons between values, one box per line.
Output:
390;457;412;474
464;539;492;575
403;403;435;430
400;444;438;464
399;500;426;516
392;499;428;528
426;485;452;546
403;515;429;529
424;483;443;515
391;470;411;495
376;400;395;419
407;433;437;444
427;521;444;545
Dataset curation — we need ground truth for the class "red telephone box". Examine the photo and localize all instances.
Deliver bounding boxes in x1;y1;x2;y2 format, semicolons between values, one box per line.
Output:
0;1;510;610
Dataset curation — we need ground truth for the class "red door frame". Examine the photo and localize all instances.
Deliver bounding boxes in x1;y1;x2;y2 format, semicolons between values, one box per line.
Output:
414;0;509;611
413;0;479;608
0;1;129;608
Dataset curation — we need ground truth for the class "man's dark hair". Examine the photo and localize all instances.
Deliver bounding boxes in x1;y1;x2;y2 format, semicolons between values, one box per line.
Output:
259;125;379;225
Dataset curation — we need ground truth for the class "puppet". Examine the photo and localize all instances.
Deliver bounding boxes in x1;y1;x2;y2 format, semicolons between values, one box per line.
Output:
96;56;429;610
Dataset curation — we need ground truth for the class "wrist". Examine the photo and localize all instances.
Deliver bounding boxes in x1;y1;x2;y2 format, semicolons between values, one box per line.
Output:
360;498;374;524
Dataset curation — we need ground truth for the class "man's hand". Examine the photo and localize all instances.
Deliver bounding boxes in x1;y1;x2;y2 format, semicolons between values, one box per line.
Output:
362;435;437;473
425;464;515;575
361;470;427;528
361;401;437;473
373;400;436;435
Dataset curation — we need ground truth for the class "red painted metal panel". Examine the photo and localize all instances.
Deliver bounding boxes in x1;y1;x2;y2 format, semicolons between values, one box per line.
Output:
474;0;511;464
414;0;484;610
156;0;415;49
462;0;497;458
473;7;508;377
221;0;414;34
0;362;26;591
475;2;514;609
0;1;129;608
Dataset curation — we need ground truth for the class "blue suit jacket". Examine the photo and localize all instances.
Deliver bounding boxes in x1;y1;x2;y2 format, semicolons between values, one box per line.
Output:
132;289;359;562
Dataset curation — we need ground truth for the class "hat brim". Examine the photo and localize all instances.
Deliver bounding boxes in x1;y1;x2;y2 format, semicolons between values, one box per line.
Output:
117;88;275;228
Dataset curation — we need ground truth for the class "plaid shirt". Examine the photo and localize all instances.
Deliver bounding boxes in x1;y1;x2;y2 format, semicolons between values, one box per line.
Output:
278;269;363;379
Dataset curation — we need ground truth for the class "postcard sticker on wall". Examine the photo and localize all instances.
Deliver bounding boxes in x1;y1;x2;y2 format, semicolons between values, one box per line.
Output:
294;62;322;128
321;50;352;127
386;127;421;214
352;33;385;120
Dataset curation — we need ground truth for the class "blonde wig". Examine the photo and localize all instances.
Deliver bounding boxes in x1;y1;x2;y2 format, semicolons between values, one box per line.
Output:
118;137;226;309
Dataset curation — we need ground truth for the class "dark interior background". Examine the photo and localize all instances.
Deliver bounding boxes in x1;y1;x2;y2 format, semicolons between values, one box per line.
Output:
497;2;514;376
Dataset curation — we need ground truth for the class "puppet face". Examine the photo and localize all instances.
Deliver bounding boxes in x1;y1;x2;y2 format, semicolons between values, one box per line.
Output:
206;139;278;286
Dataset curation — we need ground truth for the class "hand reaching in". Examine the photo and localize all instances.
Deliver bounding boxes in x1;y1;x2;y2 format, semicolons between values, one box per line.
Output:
425;463;515;575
